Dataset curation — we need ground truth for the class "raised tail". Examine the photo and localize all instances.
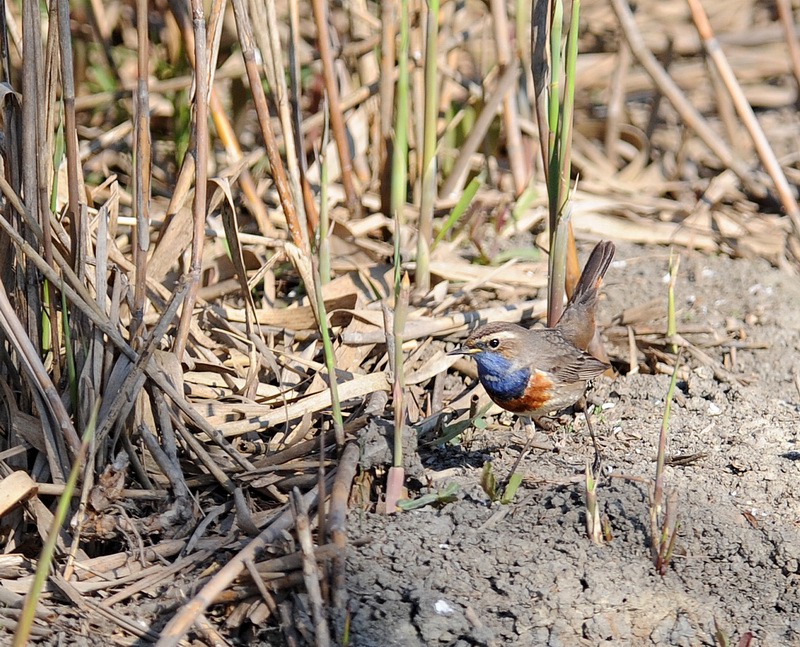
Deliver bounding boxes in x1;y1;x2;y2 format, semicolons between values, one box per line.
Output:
556;241;615;351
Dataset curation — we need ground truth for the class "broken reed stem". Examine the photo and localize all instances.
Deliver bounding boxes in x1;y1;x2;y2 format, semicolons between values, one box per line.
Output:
327;442;359;639
291;488;331;647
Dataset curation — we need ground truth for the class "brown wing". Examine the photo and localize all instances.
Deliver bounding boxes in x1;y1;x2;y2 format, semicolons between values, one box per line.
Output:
523;328;609;382
550;350;609;383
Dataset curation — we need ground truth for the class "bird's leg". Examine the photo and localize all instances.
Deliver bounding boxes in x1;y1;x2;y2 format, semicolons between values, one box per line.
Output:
505;417;536;486
578;397;602;475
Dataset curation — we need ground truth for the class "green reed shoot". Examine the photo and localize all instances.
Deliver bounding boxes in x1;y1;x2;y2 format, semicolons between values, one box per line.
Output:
667;250;680;354
392;272;410;468
61;285;78;412
650;349;682;574
432;174;482;249
390;0;409;238
318;106;331;285
312;257;344;447
533;0;583;326
415;0;440;295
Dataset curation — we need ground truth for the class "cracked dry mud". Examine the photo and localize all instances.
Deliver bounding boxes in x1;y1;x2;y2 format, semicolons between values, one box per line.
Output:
346;244;800;647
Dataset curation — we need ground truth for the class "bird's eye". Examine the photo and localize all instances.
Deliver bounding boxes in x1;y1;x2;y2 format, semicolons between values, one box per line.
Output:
488;338;500;349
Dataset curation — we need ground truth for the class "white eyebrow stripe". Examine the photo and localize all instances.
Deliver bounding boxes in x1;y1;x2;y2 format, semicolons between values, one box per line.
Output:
482;331;516;342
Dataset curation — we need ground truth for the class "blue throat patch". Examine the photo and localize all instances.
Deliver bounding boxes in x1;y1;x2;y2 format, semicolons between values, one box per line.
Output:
474;352;530;401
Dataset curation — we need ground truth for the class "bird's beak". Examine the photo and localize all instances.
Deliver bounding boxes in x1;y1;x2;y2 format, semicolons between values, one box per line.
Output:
447;346;479;356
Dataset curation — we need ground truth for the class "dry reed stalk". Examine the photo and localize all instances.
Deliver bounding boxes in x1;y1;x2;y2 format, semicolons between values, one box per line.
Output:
379;0;397;217
609;0;759;195
311;0;362;219
165;0;274;238
55;0;85;272
328;441;358;635
40;15;62;388
230;0;307;250
777;0;800;95
131;0;151;343
210;90;275;237
489;0;527;196
0;180;270;482
0;282;79;460
252;0;310;240
686;0;800;244
605;43;631;168
21;0;43;354
173;0;210;361
708;61;744;156
288;0;320;231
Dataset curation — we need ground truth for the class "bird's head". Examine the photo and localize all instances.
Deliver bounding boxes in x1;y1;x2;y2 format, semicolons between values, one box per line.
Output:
448;322;527;371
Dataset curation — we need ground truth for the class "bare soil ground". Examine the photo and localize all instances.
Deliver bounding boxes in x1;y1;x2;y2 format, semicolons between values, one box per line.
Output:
346;243;800;647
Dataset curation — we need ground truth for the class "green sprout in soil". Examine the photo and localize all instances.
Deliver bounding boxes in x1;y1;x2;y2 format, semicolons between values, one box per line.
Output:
480;461;523;504
397;482;459;511
650;250;683;574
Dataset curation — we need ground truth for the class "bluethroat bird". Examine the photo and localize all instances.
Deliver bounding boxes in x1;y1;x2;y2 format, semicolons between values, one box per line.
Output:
448;241;615;471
